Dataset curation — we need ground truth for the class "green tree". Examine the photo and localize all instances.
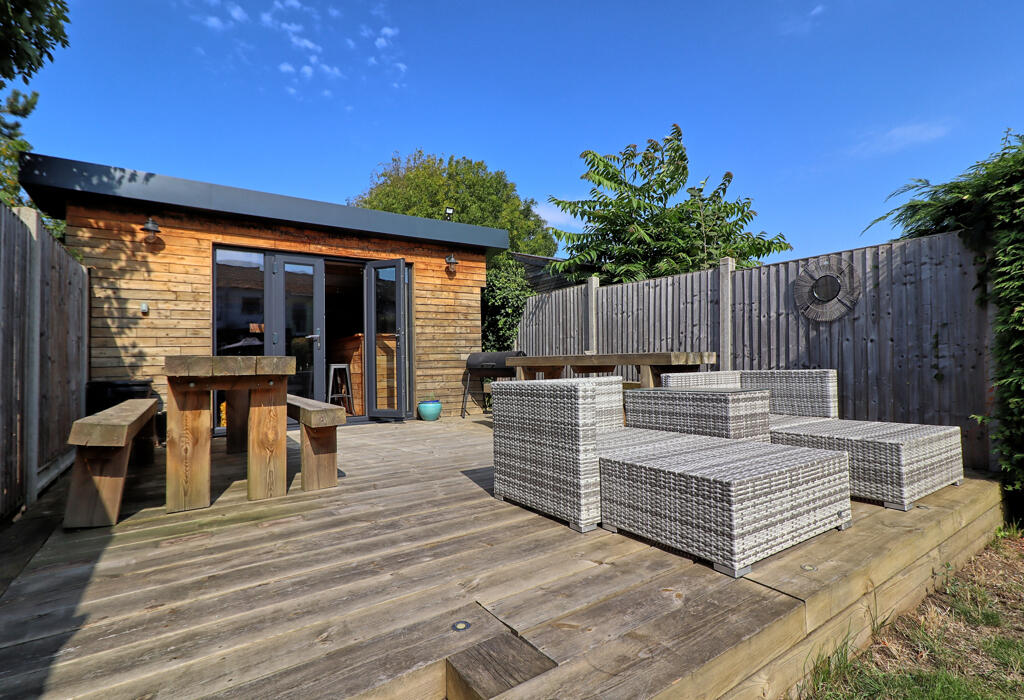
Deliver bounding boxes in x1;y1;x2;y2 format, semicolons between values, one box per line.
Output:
352;150;557;257
1;0;69;88
868;130;1024;494
1;0;69;230
548;124;791;284
481;254;534;351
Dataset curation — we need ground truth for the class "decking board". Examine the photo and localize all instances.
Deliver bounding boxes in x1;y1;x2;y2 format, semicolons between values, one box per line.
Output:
0;420;1002;699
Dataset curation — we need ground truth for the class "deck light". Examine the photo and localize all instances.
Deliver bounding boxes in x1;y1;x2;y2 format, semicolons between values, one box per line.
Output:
142;217;161;243
444;206;454;221
445;253;458;273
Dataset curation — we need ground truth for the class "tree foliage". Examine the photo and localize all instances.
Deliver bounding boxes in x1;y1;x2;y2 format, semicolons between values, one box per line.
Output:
548;124;791;284
869;130;1024;493
352;150;556;257
481;254;533;352
1;0;69;88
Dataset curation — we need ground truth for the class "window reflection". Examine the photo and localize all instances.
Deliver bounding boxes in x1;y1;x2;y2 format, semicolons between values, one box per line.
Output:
215;249;265;355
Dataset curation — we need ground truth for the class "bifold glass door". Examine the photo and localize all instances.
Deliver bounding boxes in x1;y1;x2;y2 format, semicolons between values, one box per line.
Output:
215;248;324;401
365;259;407;419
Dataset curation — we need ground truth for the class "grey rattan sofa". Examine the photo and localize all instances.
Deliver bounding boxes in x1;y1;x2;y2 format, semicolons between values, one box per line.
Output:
660;369;839;419
491;376;854;576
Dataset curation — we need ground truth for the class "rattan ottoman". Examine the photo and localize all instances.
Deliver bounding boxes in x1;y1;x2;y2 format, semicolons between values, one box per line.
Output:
624;387;771;441
770;418;964;510
600;438;852;577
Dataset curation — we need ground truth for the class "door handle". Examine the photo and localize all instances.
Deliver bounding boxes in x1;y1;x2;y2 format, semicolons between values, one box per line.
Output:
305;334;321;341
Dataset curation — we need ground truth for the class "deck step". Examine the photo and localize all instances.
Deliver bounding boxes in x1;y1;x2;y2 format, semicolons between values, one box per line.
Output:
446;633;556;700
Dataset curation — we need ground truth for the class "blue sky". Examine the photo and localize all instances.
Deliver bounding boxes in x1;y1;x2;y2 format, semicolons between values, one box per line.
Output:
17;1;1024;261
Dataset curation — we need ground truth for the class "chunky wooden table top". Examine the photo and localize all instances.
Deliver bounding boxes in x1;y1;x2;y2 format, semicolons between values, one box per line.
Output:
505;351;716;367
163;355;296;378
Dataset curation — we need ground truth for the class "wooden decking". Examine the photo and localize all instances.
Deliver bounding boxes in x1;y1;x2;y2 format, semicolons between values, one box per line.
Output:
0;420;1002;699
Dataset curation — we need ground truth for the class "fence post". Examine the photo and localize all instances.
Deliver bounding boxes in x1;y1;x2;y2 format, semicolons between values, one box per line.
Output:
718;257;735;370
585;275;600;354
14;207;42;504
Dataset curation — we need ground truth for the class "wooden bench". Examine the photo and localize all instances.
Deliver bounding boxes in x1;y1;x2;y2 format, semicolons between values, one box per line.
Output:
286;394;346;492
64;398;159;528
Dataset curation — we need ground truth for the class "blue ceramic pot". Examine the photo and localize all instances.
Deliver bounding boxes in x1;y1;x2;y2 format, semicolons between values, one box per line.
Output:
417;400;442;421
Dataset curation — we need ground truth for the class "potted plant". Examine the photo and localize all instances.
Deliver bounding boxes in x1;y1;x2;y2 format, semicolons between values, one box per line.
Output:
417;395;442;421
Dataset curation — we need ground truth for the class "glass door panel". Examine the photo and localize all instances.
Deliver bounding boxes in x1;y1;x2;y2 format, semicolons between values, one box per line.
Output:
365;259;407;419
269;255;325;401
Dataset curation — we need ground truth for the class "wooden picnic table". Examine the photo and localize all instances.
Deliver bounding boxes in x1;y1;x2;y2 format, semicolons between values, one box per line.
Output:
163;355;296;513
505;351;717;388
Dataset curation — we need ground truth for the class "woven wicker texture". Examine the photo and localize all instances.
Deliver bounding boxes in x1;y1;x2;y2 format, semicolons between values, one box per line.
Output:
770;418;963;508
661;369;840;418
770;414;833;430
491;376;628;529
661;371;741;390
600;440;852;574
623;388;770;441
740;370;839;418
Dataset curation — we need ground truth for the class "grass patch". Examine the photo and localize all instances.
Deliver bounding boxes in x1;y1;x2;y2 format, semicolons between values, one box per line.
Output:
794;525;1024;699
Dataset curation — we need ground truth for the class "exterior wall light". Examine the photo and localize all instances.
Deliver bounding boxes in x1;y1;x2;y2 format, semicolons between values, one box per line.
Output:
445;253;458;273
444;206;454;221
142;217;161;243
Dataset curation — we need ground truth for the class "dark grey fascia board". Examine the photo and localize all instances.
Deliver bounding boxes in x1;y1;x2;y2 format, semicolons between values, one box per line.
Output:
18;152;509;250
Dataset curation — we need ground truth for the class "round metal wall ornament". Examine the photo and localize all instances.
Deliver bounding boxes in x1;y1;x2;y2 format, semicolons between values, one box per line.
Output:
793;255;861;322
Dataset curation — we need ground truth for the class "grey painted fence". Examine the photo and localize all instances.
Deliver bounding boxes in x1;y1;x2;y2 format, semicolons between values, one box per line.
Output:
0;206;88;520
516;232;992;468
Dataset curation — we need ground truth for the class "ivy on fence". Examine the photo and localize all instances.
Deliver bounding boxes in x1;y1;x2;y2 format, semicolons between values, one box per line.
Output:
870;130;1024;493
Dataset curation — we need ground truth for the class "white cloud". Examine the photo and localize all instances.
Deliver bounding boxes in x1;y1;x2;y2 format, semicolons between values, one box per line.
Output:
320;63;343;78
194;46;207;56
322;89;333;97
395;62;407;73
374;36;388;49
205;0;220;5
367;56;378;65
380;26;398;37
345;37;356;49
280;21;303;32
359;24;374;38
226;3;248;21
300;65;313;78
285;86;297;95
290;34;322;52
279;62;295;73
534;202;584;232
282;0;302;8
849;122;952;157
196;15;229;30
328;6;341;18
810;5;825;16
260;11;274;26
345;105;354;112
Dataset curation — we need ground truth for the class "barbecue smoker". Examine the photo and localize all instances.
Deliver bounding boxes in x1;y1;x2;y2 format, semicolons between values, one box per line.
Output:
461;350;525;418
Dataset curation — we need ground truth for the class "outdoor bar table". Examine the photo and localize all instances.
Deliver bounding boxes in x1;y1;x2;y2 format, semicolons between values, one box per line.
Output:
163;355;296;513
505;351;717;388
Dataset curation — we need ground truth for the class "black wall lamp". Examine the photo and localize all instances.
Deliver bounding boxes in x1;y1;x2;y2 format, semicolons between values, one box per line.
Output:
444;206;454;221
445;253;458;273
142;216;160;243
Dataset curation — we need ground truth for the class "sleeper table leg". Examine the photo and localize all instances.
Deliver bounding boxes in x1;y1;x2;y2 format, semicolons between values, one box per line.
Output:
165;385;212;513
247;382;288;501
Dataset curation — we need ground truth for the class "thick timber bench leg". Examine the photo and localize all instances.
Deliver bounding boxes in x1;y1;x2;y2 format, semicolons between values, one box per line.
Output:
64;445;132;528
301;424;339;491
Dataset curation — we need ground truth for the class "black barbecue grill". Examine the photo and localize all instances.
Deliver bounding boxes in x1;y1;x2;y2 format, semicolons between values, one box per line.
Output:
461;350;525;418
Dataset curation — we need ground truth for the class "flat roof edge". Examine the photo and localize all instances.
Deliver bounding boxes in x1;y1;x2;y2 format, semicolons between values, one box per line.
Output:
18;152;509;250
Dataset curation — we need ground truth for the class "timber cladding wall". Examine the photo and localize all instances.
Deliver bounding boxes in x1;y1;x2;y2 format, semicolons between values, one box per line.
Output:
65;203;486;417
516;232;993;468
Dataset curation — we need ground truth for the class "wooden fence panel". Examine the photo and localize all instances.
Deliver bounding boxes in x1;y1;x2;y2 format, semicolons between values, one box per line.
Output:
0;206;87;520
516;232;990;468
